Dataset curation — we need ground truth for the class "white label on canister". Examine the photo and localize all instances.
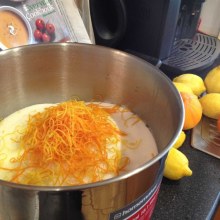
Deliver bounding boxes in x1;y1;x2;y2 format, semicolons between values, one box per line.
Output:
109;182;161;220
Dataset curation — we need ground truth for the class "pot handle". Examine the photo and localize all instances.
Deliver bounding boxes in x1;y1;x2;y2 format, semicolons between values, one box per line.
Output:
90;0;126;47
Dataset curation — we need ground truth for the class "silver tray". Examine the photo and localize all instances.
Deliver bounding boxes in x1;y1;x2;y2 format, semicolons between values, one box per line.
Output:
191;116;220;159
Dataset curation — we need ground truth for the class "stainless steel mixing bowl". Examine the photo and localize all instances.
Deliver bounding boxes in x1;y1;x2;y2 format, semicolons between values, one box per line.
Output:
0;43;184;220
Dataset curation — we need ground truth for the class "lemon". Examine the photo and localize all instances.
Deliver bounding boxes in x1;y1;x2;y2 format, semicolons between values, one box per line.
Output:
173;73;206;96
173;131;186;149
199;93;220;119
204;66;220;93
173;82;194;94
163;148;192;180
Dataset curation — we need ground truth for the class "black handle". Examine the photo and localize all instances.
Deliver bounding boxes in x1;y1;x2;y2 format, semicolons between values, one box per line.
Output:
90;0;127;47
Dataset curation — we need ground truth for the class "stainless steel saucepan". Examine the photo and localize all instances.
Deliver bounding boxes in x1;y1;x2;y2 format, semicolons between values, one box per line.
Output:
0;43;184;220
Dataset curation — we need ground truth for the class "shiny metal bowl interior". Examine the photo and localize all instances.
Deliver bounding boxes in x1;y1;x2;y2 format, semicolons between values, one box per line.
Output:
0;43;184;190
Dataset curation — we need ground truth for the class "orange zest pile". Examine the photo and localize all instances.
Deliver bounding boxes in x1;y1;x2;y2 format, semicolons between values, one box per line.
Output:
5;101;128;186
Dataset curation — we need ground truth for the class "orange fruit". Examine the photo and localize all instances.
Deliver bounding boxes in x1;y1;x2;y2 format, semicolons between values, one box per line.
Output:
180;92;203;130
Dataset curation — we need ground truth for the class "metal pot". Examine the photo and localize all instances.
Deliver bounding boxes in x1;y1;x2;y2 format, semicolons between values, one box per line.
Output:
0;43;184;220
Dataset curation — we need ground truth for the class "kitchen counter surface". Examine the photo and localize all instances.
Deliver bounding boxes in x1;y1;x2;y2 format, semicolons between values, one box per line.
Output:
152;130;220;220
152;56;220;220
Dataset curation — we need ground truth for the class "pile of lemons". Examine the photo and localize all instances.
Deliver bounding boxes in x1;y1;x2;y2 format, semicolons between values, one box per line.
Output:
164;65;220;180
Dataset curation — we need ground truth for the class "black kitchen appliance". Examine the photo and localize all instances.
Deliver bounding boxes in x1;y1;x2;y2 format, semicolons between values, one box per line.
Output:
90;0;220;77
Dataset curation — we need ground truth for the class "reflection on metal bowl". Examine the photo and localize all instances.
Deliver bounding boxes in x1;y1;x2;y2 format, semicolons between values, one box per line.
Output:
0;43;184;220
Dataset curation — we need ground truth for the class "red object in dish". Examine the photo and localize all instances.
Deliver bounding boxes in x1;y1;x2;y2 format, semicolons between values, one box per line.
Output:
35;18;45;31
46;23;55;35
34;29;42;41
42;33;51;43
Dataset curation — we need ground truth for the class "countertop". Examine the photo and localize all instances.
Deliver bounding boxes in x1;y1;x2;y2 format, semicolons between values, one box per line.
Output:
152;131;220;220
152;56;220;220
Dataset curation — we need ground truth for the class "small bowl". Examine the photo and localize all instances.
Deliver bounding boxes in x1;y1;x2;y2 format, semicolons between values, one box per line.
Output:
0;6;32;50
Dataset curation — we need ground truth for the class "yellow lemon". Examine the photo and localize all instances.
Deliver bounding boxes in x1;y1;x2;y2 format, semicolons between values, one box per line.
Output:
173;82;194;94
173;73;206;96
204;65;220;93
163;148;192;180
173;131;186;149
199;93;220;119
